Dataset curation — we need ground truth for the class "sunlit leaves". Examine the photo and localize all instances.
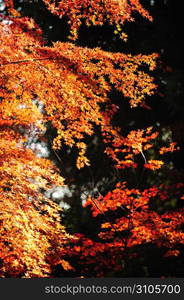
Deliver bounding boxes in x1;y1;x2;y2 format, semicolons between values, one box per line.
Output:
144;159;164;170
0;130;73;277
78;182;184;276
43;0;152;40
0;0;183;278
0;18;158;167
159;142;179;155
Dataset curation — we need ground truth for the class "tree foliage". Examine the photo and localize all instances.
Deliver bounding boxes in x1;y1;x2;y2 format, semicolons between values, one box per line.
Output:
0;0;183;277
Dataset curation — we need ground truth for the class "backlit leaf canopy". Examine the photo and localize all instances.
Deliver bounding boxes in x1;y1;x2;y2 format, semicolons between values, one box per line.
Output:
0;0;183;277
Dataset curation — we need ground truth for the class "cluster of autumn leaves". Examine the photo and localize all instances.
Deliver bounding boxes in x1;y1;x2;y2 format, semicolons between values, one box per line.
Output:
43;0;152;40
0;0;183;277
